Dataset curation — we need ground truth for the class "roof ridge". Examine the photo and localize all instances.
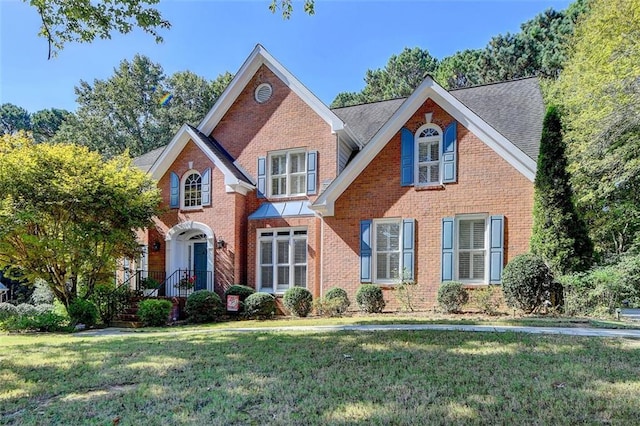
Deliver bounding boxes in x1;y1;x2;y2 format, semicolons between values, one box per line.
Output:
450;75;540;92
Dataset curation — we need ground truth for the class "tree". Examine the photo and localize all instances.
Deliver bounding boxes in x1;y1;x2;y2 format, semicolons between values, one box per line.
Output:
553;0;640;258
53;55;233;157
0;132;161;307
434;49;484;89
0;103;31;134
530;106;592;275
27;0;170;59
269;0;315;19
30;108;72;143
331;47;438;107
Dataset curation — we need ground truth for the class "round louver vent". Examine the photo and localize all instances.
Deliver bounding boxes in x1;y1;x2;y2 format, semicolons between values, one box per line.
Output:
255;83;273;104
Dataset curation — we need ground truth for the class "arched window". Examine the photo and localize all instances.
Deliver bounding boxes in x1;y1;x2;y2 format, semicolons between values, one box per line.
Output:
415;124;442;185
182;171;202;208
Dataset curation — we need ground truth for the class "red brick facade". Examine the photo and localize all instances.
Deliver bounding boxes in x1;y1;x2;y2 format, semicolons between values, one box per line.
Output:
143;49;536;310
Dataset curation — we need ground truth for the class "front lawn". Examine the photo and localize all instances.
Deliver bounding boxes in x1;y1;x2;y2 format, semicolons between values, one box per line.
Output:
1;330;639;425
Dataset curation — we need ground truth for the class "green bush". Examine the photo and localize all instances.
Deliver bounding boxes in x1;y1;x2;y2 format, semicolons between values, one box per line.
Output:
471;286;501;315
244;292;276;319
16;303;37;317
137;299;172;327
223;285;256;301
185;290;223;323
438;281;469;313
324;287;351;314
283;287;313;317
502;253;554;313
34;303;55;314
90;284;132;326
2;311;69;332
67;298;99;326
0;302;18;321
356;284;385;313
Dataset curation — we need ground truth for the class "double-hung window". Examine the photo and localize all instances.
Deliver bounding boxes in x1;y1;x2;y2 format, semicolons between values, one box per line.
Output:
270;150;306;197
457;217;486;281
415;125;442;185
258;228;307;293
374;219;402;283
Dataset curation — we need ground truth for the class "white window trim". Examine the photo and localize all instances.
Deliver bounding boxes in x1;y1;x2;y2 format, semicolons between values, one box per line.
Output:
372;218;403;285
414;123;443;187
257;227;308;294
268;149;307;198
454;214;489;284
181;169;202;210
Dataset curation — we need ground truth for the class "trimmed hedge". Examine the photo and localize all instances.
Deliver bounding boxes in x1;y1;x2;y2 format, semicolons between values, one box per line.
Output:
138;299;172;327
356;284;385;313
503;253;554;313
244;292;276;319
223;285;256;301
283;287;313;317
185;290;223;323
324;287;350;315
437;281;469;313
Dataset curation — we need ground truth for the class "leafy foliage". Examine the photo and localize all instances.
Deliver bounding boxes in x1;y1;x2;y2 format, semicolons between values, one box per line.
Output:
90;284;132;325
552;0;640;259
269;0;315;19
0;134;161;307
137;299;171;327
282;287;313;317
0;302;18;321
0;103;30;134
30;279;55;305
1;311;69;332
394;273;419;312
437;282;469;313
471;286;501;316
67;298;98;326
185;290;223;323
53;56;233;157
243;292;276;319
502;254;554;313
223;285;256;302
355;284;385;313
530;106;592;275
324;287;350;314
28;0;170;59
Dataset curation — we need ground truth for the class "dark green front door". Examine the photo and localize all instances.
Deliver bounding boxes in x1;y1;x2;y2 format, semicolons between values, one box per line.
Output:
193;242;207;291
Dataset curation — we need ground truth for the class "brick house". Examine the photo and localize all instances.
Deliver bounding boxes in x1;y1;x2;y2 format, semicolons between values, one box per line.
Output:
132;45;543;309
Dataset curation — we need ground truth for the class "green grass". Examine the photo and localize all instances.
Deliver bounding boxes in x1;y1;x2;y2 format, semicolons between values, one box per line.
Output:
1;330;639;425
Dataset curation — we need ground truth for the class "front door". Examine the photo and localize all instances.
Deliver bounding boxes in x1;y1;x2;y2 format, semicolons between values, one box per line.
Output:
193;242;208;291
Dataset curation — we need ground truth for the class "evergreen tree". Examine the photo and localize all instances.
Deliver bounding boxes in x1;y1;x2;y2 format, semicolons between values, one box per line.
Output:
530;106;592;274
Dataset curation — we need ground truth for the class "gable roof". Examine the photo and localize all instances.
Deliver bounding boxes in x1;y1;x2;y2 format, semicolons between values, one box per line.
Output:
312;76;541;216
147;124;254;194
332;77;543;161
197;44;360;147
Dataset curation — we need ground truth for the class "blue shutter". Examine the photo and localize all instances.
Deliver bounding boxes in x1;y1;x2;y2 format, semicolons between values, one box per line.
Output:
170;171;179;208
257;156;266;198
489;215;505;284
441;217;454;281
400;127;414;186
360;220;372;283
201;167;211;206
402;218;415;280
442;121;457;183
307;150;318;195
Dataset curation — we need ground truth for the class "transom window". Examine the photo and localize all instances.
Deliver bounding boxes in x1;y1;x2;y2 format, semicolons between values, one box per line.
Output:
270;150;306;197
373;219;402;283
183;171;202;208
415;124;442;185
258;228;307;293
457;217;487;282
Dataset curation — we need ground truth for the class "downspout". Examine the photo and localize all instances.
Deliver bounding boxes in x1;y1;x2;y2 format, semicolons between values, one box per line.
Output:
320;213;325;297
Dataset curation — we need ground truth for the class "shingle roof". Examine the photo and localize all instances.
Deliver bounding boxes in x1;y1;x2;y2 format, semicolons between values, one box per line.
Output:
331;77;544;161
186;125;253;185
132;145;166;172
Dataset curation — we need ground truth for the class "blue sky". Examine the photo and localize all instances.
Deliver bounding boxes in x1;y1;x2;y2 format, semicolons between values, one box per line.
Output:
1;0;571;113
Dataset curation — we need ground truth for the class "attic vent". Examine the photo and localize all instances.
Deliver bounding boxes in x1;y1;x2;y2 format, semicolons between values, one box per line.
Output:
255;83;273;104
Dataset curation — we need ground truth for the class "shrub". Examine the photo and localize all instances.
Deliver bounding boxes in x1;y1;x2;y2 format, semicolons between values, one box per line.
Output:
185;290;223;323
395;276;418;312
15;303;37;317
0;303;18;321
30;279;55;305
502;253;554;313
437;282;469;313
283;287;313;317
67;298;99;326
356;284;385;313
34;303;55;314
223;285;256;301
137;299;172;327
90;284;132;325
244;292;276;319
2;312;69;332
472;286;501;315
324;287;350;314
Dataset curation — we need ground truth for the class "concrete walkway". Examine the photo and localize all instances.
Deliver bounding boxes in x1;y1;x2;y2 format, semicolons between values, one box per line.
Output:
75;323;640;339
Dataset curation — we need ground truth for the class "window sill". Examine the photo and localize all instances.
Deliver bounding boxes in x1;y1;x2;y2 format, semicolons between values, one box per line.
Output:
415;184;445;191
180;207;204;213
